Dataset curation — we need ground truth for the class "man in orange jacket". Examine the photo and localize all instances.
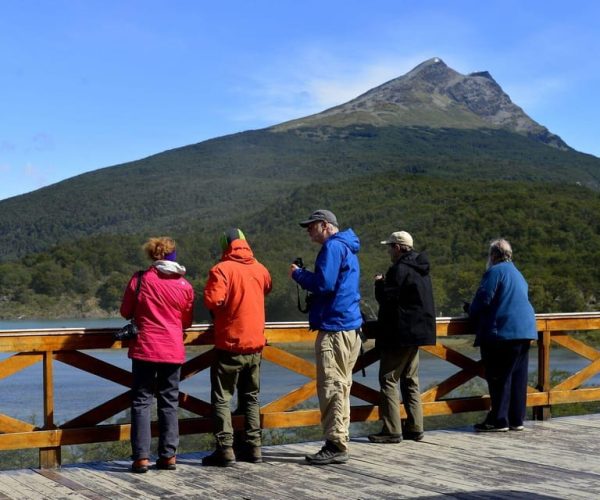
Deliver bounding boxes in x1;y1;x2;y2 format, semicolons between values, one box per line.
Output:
202;228;272;466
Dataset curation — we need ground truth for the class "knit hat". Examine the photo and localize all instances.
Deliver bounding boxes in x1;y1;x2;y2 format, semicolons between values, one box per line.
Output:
220;228;246;251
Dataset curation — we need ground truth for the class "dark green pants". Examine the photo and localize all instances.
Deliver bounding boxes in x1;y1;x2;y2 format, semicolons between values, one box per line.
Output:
378;346;423;435
211;349;262;448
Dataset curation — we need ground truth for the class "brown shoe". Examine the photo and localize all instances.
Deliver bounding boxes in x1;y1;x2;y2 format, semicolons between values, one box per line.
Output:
131;458;149;473
237;445;263;463
202;447;236;467
156;456;177;470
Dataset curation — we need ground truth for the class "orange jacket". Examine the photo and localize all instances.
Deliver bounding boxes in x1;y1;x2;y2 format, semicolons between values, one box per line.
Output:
204;239;272;353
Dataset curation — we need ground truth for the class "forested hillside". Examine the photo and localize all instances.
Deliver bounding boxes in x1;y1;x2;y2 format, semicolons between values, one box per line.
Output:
1;125;599;261
1;175;597;320
1;58;599;320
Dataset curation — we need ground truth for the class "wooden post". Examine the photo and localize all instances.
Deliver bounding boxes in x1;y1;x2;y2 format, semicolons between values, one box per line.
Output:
533;330;552;421
39;351;61;468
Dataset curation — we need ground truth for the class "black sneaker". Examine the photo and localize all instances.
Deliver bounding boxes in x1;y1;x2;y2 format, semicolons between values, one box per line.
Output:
474;422;508;432
403;431;424;442
202;447;236;467
368;432;402;443
305;441;348;465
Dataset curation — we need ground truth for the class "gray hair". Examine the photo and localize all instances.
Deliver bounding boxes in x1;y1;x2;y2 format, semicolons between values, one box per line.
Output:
489;239;513;264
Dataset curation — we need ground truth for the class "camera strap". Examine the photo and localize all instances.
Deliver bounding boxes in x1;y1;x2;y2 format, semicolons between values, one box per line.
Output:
296;284;310;314
130;270;145;321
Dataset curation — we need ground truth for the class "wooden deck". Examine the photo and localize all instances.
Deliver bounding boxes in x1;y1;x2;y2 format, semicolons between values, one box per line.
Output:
1;414;599;499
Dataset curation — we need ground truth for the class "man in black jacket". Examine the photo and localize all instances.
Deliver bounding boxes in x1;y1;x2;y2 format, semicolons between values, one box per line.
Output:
368;231;436;443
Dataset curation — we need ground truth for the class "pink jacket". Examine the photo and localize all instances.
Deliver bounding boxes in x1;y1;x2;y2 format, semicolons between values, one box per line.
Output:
120;264;194;364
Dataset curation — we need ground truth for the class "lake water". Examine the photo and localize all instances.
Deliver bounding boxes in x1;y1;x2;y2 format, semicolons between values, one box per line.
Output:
1;320;598;426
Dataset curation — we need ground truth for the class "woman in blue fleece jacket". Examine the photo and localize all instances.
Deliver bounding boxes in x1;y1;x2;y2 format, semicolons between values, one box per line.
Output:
469;239;537;432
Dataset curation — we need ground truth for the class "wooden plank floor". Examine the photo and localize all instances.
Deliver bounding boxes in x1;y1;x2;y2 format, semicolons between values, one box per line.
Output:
1;414;599;499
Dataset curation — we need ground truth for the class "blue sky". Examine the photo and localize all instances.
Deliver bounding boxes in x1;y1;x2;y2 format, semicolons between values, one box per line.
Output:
1;0;599;201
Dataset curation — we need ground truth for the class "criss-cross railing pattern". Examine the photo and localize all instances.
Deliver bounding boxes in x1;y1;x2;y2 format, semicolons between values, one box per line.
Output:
0;312;599;468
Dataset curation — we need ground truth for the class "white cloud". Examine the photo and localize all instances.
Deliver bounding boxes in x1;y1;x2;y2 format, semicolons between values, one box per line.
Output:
229;52;430;125
0;140;16;152
504;76;567;111
23;162;50;187
30;133;54;152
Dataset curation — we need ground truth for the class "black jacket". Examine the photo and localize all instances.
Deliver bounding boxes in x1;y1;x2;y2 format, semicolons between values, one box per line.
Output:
375;250;436;349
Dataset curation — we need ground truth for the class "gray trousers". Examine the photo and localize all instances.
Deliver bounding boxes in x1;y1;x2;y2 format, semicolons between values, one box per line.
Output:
378;346;423;435
211;349;262;448
131;359;181;460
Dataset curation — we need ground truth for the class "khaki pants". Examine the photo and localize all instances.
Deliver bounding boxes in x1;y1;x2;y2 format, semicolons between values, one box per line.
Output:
378;346;423;435
315;329;362;452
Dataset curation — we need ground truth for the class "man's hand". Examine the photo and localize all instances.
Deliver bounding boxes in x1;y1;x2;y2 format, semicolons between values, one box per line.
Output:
289;264;300;278
374;273;384;282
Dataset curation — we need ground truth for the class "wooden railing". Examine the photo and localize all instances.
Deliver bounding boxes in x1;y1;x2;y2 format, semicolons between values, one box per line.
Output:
1;312;599;468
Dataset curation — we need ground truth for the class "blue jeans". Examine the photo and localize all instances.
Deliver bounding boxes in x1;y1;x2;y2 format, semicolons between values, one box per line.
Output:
131;359;181;460
480;339;531;428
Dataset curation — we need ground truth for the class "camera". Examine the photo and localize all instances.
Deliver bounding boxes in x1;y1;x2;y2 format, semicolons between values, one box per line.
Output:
292;257;312;313
113;321;139;341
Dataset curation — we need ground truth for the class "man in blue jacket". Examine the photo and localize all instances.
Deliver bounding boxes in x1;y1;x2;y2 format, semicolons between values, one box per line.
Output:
290;209;362;465
468;239;537;432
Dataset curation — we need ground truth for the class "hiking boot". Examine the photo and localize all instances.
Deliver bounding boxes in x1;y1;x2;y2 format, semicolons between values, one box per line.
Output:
474;422;508;432
131;458;149;473
202;447;236;467
509;425;525;431
156;456;177;470
305;441;348;465
403;431;425;442
368;432;402;444
236;445;263;464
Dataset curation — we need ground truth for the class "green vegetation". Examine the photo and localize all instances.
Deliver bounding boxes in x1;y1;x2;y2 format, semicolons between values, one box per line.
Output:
0;174;598;320
1;126;599;261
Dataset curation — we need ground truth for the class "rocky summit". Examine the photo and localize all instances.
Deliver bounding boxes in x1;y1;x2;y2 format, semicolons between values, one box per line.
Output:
274;58;568;150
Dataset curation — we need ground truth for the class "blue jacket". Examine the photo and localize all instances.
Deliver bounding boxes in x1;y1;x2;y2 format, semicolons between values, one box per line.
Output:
292;229;362;332
469;261;537;345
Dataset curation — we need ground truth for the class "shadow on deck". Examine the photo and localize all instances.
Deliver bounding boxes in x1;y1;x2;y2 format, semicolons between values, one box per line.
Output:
0;414;599;499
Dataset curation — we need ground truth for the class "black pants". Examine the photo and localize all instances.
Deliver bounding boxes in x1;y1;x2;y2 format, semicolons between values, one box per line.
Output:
480;339;531;428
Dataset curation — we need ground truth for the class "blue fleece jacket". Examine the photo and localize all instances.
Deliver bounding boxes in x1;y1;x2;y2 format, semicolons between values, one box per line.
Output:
469;261;537;345
292;228;362;331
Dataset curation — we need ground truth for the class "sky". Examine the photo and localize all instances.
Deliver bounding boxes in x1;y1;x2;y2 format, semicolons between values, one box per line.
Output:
1;0;599;201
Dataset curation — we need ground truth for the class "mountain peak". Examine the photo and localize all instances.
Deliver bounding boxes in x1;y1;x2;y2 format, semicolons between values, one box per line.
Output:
273;58;568;150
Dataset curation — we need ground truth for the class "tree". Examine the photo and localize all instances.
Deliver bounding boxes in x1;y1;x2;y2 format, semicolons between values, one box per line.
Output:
31;262;71;296
96;272;128;312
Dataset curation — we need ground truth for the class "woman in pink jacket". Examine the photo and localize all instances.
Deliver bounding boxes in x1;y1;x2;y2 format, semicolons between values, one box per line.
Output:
120;237;194;473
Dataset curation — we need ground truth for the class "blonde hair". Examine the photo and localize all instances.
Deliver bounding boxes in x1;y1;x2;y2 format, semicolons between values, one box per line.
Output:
143;237;176;261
